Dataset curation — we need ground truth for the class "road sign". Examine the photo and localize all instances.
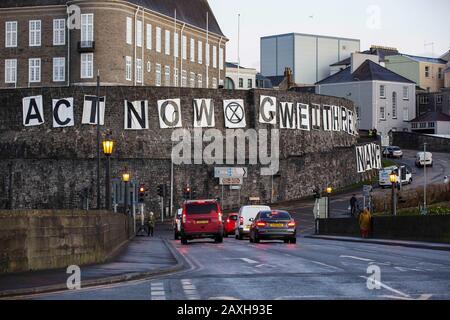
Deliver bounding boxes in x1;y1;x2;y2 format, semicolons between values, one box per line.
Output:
214;167;248;178
363;185;373;197
220;177;243;185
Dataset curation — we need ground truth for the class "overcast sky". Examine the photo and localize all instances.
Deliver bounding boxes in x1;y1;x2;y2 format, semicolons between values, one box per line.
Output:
209;0;450;71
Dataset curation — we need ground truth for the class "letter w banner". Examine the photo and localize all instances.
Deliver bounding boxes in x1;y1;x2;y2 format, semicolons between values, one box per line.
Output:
124;100;149;130
193;99;215;128
356;143;382;173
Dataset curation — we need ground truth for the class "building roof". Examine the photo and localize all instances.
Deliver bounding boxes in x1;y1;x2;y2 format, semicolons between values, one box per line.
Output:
411;112;450;123
226;62;252;70
0;0;225;37
317;60;415;85
401;54;447;65
330;46;399;67
266;76;285;87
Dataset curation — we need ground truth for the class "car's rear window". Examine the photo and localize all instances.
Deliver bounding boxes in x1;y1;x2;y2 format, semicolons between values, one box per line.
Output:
259;211;291;220
229;215;238;221
186;203;218;215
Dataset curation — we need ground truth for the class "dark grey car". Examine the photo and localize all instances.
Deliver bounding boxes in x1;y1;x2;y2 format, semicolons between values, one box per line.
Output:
249;210;297;244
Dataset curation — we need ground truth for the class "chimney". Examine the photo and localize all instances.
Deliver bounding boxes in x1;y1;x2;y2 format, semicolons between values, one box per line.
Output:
284;67;293;89
351;52;381;73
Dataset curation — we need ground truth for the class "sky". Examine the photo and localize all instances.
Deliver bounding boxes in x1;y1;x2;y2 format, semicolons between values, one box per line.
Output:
208;0;450;71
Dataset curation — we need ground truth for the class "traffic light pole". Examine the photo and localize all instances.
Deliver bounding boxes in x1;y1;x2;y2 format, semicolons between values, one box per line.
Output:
161;196;164;223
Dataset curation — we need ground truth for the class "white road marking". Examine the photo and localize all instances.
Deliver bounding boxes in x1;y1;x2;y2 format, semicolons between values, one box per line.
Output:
310;260;343;271
340;255;374;262
360;276;409;298
381;294;433;301
209;296;240;300
150;282;166;300
181;279;200;300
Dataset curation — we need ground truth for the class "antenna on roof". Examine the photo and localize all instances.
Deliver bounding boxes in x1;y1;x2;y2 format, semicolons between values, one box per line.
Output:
424;42;435;58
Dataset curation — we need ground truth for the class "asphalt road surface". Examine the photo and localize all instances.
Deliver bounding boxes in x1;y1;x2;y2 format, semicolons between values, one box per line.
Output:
28;228;450;301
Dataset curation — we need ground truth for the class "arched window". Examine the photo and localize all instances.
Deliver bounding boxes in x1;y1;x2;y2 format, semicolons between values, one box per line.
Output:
392;92;397;119
224;77;235;90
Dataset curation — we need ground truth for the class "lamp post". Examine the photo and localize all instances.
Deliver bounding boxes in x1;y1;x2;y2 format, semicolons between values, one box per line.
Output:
326;187;333;218
122;169;130;215
102;133;114;211
390;171;398;216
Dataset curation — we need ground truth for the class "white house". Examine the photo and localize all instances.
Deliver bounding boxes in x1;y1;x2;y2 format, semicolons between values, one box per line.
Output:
316;53;416;139
224;62;257;90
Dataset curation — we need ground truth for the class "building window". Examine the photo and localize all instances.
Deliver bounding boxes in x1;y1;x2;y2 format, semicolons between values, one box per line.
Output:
425;66;430;78
419;96;430;104
248;79;253;89
392;92;397;119
126;17;133;45
428;122;435;128
146;24;152;49
239;78;243;88
81;14;94;42
197;74;202;88
438;68;443;79
155;64;161;86
181;70;187;87
379;85;385;98
411;123;417;129
53;57;65;82
6;21;18;48
219;47;224;70
436;95;443;104
380;106;385;120
190;72;195;88
165;30;170;55
125;56;132;81
212;77;217;89
28;58;41;83
165;65;171;86
80;53;93;79
174;32;179;58
147;61;151;72
403;86;409;100
182;36;187;60
156;27;161;53
206;43;210;66
53;19;66;46
5;59;17;83
212;46;217;68
420;122;427;129
198;41;203;64
174;68;179;87
190;38;195;62
136;59;143;83
403;107;409;121
136;20;143;48
29;20;41;47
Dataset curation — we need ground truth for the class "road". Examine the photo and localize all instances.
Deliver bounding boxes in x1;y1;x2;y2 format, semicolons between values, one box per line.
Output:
28;227;450;301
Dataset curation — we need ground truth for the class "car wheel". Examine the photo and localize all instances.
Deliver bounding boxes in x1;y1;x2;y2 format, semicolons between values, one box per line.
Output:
235;233;239;240
284;239;290;244
215;234;223;243
237;232;244;241
249;234;254;243
290;238;297;244
254;234;260;243
181;236;188;245
174;231;179;240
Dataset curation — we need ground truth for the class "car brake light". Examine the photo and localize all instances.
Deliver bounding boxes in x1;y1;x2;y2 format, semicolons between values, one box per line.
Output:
256;221;266;227
182;213;186;224
288;221;296;228
226;219;230;223
239;216;244;225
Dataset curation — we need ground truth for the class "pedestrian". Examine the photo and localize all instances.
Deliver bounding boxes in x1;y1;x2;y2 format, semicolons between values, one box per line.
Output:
359;208;372;239
349;194;358;217
147;211;156;237
444;176;449;184
373;128;378;140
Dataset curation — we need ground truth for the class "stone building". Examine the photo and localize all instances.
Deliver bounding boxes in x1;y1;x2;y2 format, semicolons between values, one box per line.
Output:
0;0;227;89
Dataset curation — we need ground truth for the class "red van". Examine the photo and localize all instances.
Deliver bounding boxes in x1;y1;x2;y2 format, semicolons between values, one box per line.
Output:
180;200;224;245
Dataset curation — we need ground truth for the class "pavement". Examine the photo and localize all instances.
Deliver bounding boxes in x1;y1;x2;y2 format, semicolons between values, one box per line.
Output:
0;224;184;299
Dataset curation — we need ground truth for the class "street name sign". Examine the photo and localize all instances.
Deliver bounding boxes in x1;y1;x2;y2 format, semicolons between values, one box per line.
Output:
214;167;248;178
220;177;244;186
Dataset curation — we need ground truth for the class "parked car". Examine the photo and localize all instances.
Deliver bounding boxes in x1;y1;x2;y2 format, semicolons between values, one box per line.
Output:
223;213;238;237
249;210;297;244
415;152;433;168
180;200;224;245
383;146;403;159
236;205;271;240
173;208;183;240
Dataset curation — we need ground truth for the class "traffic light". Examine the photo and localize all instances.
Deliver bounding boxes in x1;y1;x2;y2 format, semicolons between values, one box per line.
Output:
157;185;164;197
191;187;197;200
183;186;191;200
313;188;321;199
138;185;146;203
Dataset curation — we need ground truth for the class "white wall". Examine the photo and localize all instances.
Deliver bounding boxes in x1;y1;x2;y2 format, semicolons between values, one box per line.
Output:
226;68;257;90
437;121;450;134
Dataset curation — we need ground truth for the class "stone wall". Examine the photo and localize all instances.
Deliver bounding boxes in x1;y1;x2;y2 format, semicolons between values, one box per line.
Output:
0;210;133;273
392;131;450;153
0;86;372;212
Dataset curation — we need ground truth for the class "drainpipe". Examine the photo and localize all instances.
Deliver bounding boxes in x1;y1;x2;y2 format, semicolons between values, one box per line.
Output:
180;23;186;86
141;8;144;86
66;4;71;87
134;6;139;86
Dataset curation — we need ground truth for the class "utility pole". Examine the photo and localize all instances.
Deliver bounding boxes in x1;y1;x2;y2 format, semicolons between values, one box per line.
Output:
423;143;428;215
237;13;240;89
96;70;101;210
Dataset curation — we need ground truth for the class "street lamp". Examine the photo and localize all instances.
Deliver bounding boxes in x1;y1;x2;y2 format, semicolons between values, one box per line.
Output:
102;133;114;211
390;171;398;216
122;168;130;215
326;186;333;218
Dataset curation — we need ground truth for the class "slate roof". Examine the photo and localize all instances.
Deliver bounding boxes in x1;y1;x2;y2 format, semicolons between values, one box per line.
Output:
402;54;447;64
266;76;285;87
0;0;225;37
410;112;450;123
317;60;415;85
330;47;399;67
226;62;252;70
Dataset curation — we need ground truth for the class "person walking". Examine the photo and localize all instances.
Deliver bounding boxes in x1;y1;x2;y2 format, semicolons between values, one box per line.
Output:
359;208;372;239
444;176;449;184
350;194;358;217
147;212;156;237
